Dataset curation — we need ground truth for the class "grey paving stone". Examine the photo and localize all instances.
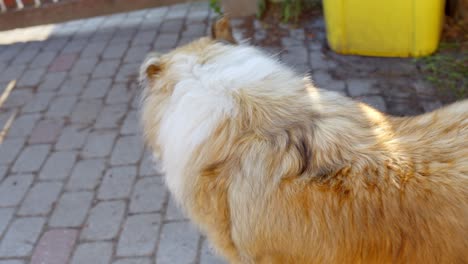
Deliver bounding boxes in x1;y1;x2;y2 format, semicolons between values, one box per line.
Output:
98;166;137;200
145;6;168;19
153;33;178;51
93;32;117;45
0;138;25;165
62;38;88;54
121;110;139;135
43;38;69;52
357;95;387;112
29;119;64;144
6;113;40;139
200;239;225;264
187;6;209;20
103;44;128;59
17;68;46;87
70;99;102;124
131;30;158;47
326;79;347;95
100;14;126;26
46;95;78;118
281;47;309;65
0;260;25;264
0;174;34;207
51;24;79;37
30;229;79;264
124;45;151;63
30;51;57;68
92;59;120;78
81;200;126;240
22;92;54;113
72;29;96;42
166;4;189;19
115;63;139;83
66;159;106;191
94;104;127;129
81;131;117;158
0;166;7;182
70;57;98;76
0;217;46;257
0;44;23;62
308;41;323;51
71;242;113;264
49;191;93;227
130;177;165;213
312;70;332;87
121;17;144;27
156;221;199;264
0;208;14;237
39;151;77;180
38;72;67;91
106;84;135;105
81;78;111;99
131;91;140;109
281;37;303;47
110;29;137;44
178;36;196;46
312;72;347;95
110;135;144;166
12;49;39;65
420;100;443;112
117;214;161;257
18;181;63;216
58;76;88;97
0;111;13;131
12;145;50;173
347;79;379;97
139;151;163;177
183;23;207;38
0;62;6;73
165;197;187;221
55;124;91;151
0;65;26;83
309;50;337;71
81;41;107;58
2;89;34;109
113;258;152;264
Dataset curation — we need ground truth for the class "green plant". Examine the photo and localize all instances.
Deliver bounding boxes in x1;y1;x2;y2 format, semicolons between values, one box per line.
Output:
416;43;468;99
278;0;322;23
281;0;302;23
210;0;222;15
257;0;267;19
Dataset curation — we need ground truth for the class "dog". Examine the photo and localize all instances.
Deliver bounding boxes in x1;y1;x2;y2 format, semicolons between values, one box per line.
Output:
139;18;468;264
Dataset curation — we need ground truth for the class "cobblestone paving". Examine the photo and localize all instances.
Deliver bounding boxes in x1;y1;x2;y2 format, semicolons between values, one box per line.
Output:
0;2;445;264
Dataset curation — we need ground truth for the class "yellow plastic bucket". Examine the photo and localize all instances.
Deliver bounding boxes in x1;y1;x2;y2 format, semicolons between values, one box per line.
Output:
322;0;446;57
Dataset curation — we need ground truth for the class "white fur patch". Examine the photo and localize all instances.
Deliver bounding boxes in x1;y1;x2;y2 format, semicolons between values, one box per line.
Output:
157;44;286;202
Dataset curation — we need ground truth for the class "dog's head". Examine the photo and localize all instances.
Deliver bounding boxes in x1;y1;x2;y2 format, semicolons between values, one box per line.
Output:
139;17;293;156
138;16;306;187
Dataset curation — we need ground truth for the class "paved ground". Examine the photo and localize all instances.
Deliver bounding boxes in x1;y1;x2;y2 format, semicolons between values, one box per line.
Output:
0;2;446;264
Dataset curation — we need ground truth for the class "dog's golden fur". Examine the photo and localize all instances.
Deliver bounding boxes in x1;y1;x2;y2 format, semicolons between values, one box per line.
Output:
140;24;468;263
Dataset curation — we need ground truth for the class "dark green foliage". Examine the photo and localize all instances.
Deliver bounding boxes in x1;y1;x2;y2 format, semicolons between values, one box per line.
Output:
416;42;468;99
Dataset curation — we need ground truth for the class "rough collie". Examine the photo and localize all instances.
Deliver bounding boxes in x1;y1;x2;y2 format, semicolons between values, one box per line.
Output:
139;18;468;264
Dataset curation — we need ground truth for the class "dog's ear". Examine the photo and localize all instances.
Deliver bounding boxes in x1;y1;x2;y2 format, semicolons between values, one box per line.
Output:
140;53;163;82
211;16;237;44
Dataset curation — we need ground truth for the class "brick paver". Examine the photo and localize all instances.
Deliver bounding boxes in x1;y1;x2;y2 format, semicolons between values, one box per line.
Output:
0;1;450;263
30;229;78;264
81;200;126;241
